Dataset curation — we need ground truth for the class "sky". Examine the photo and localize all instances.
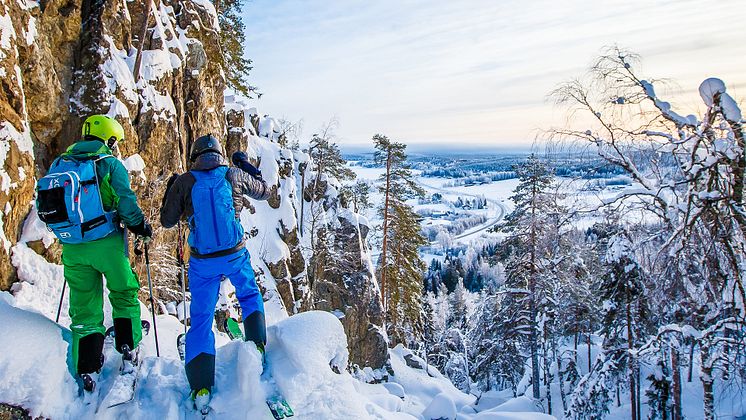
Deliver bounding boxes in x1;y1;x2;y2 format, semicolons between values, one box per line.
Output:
243;0;746;149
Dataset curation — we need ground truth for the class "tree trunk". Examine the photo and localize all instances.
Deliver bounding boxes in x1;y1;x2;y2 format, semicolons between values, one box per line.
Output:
132;0;153;83
543;339;552;414
636;362;642;420
557;352;567;412
529;177;540;400
615;382;621;407
671;345;682;420
587;331;592;373
299;169;306;235
687;340;694;383
380;149;392;310
722;326;731;380
626;302;637;420
700;342;715;420
574;332;578;366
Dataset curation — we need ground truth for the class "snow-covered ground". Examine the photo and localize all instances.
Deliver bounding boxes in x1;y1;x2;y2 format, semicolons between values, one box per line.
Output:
2;203;555;419
0;287;556;420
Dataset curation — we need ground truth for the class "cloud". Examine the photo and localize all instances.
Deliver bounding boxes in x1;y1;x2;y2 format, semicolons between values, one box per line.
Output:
243;0;746;146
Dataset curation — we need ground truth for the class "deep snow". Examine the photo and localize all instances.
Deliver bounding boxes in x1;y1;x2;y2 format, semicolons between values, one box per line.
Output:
0;288;555;420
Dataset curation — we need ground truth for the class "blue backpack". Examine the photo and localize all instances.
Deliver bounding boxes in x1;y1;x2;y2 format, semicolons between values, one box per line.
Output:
188;167;244;255
36;154;118;244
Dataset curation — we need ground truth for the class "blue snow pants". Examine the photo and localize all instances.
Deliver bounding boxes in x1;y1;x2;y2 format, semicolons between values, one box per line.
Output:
185;248;264;366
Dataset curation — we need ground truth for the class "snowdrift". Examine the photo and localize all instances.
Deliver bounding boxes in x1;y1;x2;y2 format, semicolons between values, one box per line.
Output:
0;292;557;419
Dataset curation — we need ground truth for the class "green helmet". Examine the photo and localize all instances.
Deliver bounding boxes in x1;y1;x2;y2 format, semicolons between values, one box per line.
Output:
82;115;125;145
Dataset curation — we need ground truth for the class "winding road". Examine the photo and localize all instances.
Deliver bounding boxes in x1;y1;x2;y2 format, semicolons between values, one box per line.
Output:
416;180;507;244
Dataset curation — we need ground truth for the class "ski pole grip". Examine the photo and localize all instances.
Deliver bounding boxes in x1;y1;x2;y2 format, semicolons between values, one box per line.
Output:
134;239;143;256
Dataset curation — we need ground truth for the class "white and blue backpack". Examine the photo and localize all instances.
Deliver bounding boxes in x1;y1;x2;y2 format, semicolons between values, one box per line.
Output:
36;154;119;244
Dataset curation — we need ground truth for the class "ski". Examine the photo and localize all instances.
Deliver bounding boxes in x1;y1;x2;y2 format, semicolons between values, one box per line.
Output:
223;317;244;341
223;317;294;419
177;333;186;362
95;320;150;411
264;388;294;419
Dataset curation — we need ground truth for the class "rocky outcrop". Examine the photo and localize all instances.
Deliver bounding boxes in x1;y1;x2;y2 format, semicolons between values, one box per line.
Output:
0;0;47;290
225;98;312;315
0;0;225;290
311;211;389;370
1;0;387;374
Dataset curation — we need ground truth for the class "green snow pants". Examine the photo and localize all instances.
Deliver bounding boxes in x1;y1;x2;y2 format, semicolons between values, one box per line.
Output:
62;232;142;375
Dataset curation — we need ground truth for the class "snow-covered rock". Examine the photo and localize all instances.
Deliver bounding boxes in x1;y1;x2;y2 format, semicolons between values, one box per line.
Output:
422;392;458;420
0;292;77;418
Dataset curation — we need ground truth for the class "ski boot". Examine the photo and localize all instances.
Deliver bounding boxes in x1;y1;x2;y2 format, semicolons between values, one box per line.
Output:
79;353;105;396
121;344;140;374
79;372;97;393
190;387;211;415
223;317;244;341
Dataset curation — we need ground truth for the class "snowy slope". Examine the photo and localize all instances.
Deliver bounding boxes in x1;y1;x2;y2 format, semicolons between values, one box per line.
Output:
0;284;557;420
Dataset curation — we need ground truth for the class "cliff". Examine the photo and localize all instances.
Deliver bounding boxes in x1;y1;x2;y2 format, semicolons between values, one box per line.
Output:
0;0;387;371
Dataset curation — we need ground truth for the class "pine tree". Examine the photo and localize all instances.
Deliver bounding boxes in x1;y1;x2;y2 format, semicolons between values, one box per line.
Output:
374;134;426;346
599;231;651;420
646;355;672;420
216;0;257;97
309;133;355;188
342;180;371;213
498;154;556;400
448;278;469;330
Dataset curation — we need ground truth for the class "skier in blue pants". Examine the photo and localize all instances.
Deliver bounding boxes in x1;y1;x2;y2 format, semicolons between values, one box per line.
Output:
186;245;265;368
160;134;270;410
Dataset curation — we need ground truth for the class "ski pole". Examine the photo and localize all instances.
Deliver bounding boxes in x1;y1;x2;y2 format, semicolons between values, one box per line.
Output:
139;240;160;357
55;279;66;323
178;222;188;335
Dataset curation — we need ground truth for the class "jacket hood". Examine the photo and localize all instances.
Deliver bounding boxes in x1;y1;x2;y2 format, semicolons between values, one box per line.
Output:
63;140;112;157
191;151;227;171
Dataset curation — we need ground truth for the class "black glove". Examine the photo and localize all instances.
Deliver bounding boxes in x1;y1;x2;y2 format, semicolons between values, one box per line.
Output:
166;173;179;192
128;220;152;240
162;173;179;207
232;151;262;180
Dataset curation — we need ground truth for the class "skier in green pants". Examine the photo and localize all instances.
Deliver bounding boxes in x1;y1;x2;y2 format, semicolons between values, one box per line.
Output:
39;115;152;392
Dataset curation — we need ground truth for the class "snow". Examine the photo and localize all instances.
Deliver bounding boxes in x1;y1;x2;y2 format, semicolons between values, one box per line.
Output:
698;78;727;107
0;292;77;418
19;205;56;247
697;78;742;121
422;392;458;419
137;49;175;82
100;36;138;105
2;258;562;420
0;10;14;51
23;15;36;46
139;83;177;120
0;119;34;154
10;242;69;322
720;92;742;122
191;0;221;31
107;97;131;119
122;153;146;173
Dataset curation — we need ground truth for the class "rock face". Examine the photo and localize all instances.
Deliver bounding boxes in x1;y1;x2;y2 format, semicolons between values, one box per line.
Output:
0;0;224;290
1;0;387;372
225;96;388;369
312;212;389;370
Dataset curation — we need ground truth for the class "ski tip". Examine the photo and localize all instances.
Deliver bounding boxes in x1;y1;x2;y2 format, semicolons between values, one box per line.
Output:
266;398;294;419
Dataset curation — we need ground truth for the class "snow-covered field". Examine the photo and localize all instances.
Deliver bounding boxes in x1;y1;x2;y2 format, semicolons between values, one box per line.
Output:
350;164;511;251
350;160;646;255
